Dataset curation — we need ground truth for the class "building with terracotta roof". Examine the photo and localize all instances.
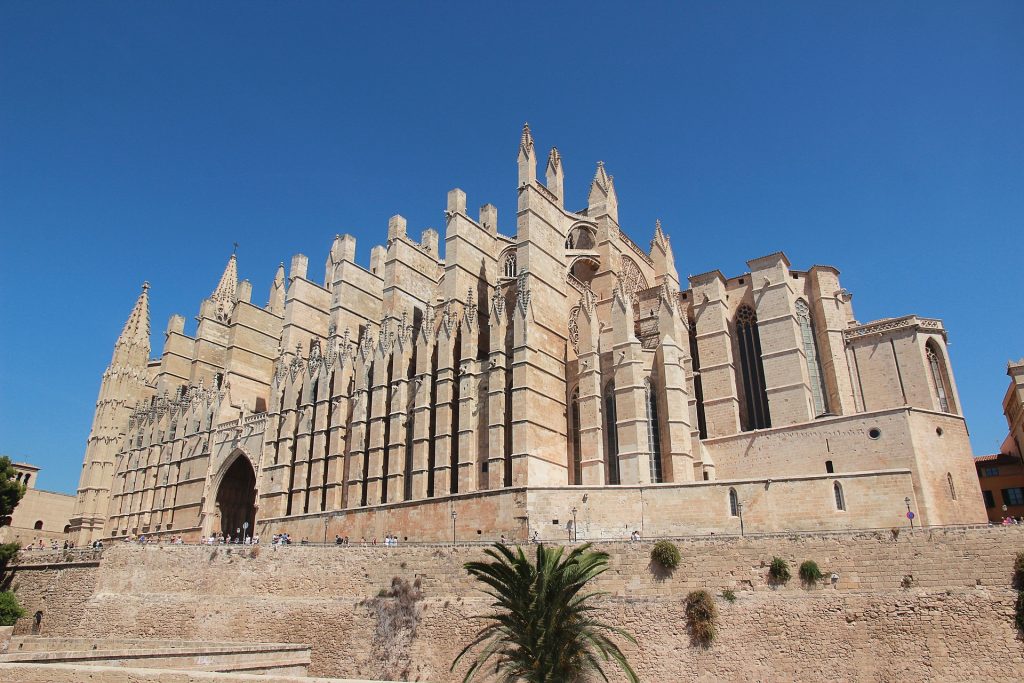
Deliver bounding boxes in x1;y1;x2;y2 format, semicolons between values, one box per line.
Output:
974;359;1024;523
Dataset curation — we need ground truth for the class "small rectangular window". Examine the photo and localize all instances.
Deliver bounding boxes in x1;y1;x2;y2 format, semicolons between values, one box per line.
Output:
825;460;834;474
1002;488;1024;506
983;490;995;508
983;467;999;477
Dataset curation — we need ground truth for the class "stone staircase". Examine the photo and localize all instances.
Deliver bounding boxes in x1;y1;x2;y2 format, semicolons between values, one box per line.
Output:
0;636;311;676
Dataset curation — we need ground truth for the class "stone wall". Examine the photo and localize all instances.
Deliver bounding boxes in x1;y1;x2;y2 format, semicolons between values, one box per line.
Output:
8;526;1024;681
0;663;392;683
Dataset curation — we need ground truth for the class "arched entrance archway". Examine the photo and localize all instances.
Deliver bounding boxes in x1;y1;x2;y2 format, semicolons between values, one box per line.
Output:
215;456;256;538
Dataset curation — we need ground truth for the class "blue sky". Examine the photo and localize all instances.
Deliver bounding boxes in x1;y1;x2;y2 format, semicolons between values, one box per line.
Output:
1;2;1021;494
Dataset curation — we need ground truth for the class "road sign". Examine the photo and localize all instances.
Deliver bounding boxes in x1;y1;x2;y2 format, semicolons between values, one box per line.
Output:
906;511;915;520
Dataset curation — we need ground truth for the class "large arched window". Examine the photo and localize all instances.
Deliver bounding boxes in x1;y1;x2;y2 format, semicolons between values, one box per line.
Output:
834;482;846;511
736;305;771;430
502;251;517;278
926;341;956;414
795;299;830;417
947;472;957;500
645;379;664;483
604;381;620;485
729;488;739;517
570;388;582;485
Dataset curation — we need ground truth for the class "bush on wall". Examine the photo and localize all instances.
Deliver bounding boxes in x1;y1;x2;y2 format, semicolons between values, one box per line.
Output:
798;560;823;587
650;540;681;570
685;590;717;646
768;557;791;584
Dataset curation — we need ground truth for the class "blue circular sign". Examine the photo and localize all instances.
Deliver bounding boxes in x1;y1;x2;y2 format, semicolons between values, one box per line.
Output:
906;511;915;520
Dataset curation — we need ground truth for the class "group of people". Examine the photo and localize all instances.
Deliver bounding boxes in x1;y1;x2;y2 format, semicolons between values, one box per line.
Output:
997;516;1023;525
333;534;402;546
203;532;258;545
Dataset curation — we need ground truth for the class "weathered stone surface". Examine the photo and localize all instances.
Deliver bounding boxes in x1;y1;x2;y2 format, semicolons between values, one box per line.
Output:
10;527;1023;681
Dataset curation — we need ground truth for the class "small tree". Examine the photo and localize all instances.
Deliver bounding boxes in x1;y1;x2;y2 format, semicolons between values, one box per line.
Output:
768;557;791;585
650;540;680;570
0;591;24;626
799;560;823;587
454;543;639;682
685;590;717;646
0;456;27;519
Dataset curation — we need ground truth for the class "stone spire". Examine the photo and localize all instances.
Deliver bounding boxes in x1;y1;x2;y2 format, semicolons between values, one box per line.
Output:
211;253;238;305
115;282;151;354
518;123;537;186
268;262;286;316
71;280;154;545
545;147;564;205
587;161;619;222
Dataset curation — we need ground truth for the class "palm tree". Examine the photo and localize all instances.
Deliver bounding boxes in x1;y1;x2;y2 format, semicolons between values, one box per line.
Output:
452;542;639;683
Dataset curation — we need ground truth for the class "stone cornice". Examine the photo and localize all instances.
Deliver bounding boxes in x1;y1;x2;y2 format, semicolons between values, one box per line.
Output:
843;315;945;342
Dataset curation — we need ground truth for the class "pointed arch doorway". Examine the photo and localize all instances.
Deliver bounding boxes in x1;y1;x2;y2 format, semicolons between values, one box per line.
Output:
215;456;257;538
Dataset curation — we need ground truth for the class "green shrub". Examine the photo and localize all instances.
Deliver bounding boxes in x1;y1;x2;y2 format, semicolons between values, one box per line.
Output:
721;589;736;603
0;542;19;574
685;590;717;646
1015;590;1024;633
0;591;24;626
768;556;791;584
650;540;680;570
1013;552;1024;590
798;560;823;586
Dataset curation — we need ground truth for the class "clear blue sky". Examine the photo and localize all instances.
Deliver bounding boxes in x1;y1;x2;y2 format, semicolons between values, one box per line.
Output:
1;2;1021;494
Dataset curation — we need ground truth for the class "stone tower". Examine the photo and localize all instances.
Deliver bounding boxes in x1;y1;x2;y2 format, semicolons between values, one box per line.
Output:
68;283;153;545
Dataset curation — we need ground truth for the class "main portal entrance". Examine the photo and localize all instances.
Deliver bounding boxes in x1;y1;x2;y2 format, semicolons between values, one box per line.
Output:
215;456;256;538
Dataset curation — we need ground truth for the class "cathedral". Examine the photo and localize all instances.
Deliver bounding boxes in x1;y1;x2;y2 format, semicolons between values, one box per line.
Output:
68;126;986;545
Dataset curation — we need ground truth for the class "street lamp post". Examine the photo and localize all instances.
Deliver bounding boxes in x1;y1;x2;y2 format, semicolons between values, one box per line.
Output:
571;507;577;542
451;509;457;546
905;497;915;530
737;501;745;537
323;516;330;545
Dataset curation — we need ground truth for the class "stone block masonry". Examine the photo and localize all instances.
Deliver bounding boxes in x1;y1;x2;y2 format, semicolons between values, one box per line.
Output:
9;526;1024;681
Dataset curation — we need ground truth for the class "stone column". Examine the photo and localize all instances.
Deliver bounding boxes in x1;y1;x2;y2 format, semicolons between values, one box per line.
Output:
307;365;331;513
325;347;352;511
409;320;436;500
486;291;510;489
457;297;481;492
365;335;392;506
808;265;857;415
290;377;315;515
575;301;606;485
385;329;413;502
432;304;458;495
610;283;652;486
345;353;372;507
747;253;814;427
689;271;741;437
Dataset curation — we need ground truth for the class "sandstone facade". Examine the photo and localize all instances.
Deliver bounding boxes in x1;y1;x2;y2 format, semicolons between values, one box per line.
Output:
69;126;985;544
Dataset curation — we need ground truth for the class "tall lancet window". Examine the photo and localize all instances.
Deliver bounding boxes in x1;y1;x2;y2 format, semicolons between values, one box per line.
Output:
689;318;708;439
795;299;830;417
645;379;664;483
604;381;620;485
570;388;582;485
926;341;955;414
736;305;771;430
